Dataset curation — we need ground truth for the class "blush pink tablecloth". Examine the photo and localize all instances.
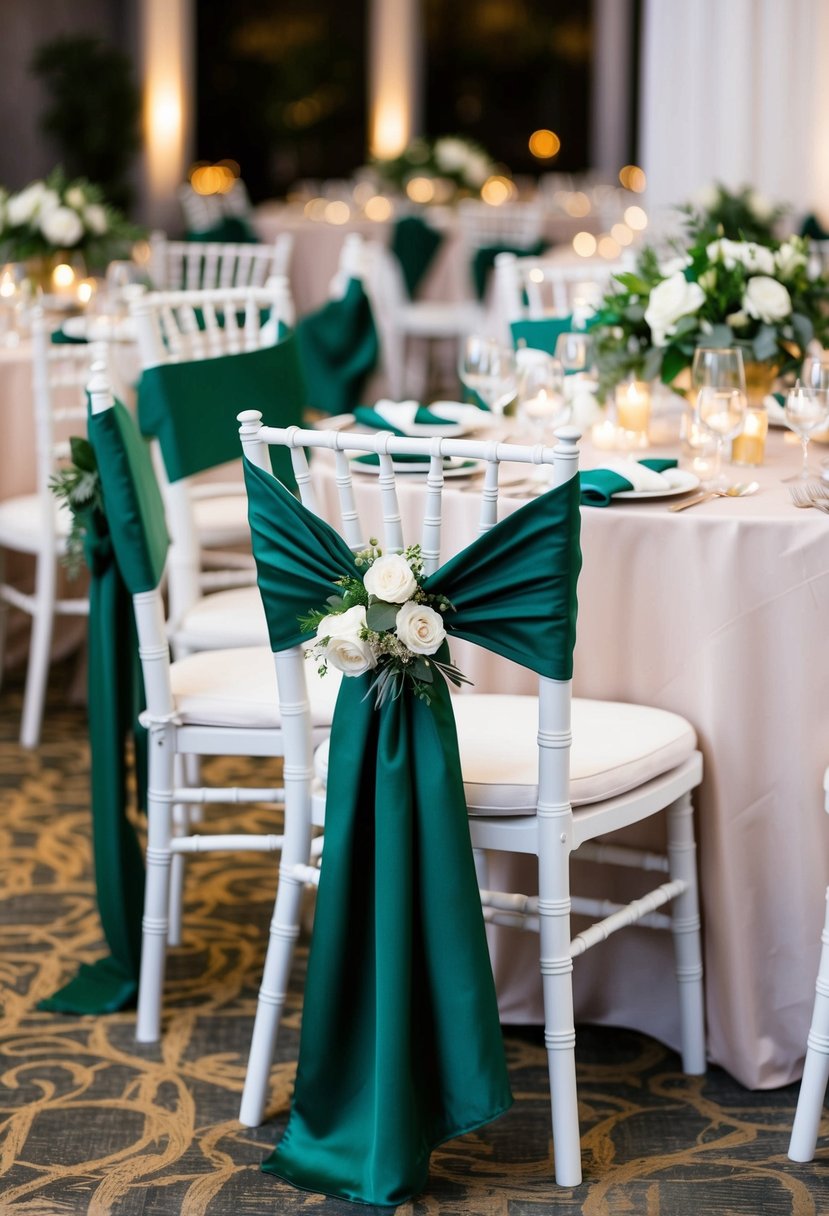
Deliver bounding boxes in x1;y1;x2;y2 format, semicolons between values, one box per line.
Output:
311;423;829;1089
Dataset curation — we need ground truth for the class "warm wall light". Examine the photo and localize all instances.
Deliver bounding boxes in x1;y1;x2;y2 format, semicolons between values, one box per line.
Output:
141;0;193;228
369;0;418;158
372;103;409;159
529;129;561;159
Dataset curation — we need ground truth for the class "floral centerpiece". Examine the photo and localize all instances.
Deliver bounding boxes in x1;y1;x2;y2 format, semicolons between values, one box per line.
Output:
301;541;470;707
0;169;141;274
371;135;496;200
593;197;829;399
682;182;785;244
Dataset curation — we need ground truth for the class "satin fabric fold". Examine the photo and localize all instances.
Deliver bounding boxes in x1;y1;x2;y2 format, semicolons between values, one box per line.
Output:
580;458;677;508
243;460;581;1204
294;279;379;415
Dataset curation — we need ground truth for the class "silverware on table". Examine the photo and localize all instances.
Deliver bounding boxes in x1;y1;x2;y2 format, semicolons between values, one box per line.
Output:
789;484;829;512
669;481;760;512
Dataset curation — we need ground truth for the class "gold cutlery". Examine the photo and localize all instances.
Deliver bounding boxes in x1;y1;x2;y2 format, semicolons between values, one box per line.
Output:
669;481;760;512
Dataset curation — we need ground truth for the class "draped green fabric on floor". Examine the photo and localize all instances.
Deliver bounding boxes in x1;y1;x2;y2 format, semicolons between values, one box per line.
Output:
40;402;169;1014
243;459;581;1205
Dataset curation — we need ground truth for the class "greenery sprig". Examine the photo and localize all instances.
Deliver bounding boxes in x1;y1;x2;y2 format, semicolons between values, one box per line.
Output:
49;436;102;577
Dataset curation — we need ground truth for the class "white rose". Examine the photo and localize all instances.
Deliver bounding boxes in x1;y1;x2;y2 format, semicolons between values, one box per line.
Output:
743;275;792;323
706;237;740;269
775;239;807;278
738;242;775;275
748;189;773;221
363;553;417;603
317;605;376;676
725;310;750;329
6;182;46;226
692;183;720;211
65;186;87;209
395;601;446;656
434;137;468;174
40;205;84;247
644;272;705;347
84;203;108;235
658;254;691;277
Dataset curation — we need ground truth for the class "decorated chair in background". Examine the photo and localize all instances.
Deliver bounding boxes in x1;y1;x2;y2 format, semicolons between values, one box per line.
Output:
85;368;340;1044
456;197;546;301
234;414;706;1198
148;230;294;294
0;312;105;746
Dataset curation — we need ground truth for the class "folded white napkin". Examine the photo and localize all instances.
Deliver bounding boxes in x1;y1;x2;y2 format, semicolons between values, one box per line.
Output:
588;459;686;492
373;399;421;430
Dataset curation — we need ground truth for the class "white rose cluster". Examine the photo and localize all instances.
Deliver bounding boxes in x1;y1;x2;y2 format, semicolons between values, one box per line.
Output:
1;175;114;253
706;238;775;275
432;137;493;189
644;271;706;347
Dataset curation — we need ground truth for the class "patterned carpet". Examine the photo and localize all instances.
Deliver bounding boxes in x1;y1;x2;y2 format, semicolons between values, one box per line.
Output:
1;665;828;1215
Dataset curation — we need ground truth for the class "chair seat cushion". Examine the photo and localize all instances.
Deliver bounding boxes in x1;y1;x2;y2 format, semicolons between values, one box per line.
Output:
313;695;697;813
192;492;251;547
174;585;268;650
0;494;71;553
170;645;341;729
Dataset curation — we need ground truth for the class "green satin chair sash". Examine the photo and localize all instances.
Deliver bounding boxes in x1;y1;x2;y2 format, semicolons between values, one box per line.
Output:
391;214;444;297
88;400;170;594
294;278;379;415
471;239;547;301
580;458;677;508
185;215;259;244
137;337;305;490
243;459;581;1205
39;425;150;1015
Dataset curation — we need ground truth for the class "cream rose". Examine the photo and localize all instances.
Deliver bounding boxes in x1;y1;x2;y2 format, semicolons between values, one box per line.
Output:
316;605;376;676
65;186;87;209
775;239;807;278
363;553;417;603
40;205;84;246
395;601;446;656
739;243;775;275
743;275;791;323
7;182;47;226
644;272;705;346
84;203;108;235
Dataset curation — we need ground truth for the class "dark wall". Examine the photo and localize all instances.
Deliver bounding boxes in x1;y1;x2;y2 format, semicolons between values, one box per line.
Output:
0;0;133;190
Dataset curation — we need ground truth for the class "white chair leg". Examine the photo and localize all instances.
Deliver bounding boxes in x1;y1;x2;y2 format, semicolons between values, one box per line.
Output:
538;815;582;1187
239;816;312;1126
184;753;204;823
789;887;829;1162
19;551;56;748
167;755;189;947
666;792;706;1074
472;847;489;891
136;725;175;1043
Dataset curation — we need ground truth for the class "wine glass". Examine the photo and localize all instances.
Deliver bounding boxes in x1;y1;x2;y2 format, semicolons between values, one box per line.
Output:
784;377;829;481
554;331;592;375
697;386;747;487
691;346;746;396
517;350;569;438
458;336;517;420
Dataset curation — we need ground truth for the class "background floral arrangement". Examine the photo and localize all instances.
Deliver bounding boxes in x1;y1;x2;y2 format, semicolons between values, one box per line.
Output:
681;182;785;244
302;542;469;707
0;169;141;269
371;135;496;198
593;190;829;397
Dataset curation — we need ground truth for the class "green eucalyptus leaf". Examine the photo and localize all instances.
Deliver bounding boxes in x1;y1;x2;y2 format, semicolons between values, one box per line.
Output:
752;325;779;361
706;323;733;347
791;312;814;351
365;600;399;632
69;435;97;472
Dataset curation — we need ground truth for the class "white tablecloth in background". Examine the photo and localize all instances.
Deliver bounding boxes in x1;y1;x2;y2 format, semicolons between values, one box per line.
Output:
312;424;829;1089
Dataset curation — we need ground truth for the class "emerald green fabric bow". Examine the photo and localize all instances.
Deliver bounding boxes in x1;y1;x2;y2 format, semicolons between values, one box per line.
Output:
243;458;581;1205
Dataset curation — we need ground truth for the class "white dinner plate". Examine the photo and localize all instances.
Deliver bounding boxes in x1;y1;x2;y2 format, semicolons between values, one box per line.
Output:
62;315;137;343
612;469;700;499
351;455;483;478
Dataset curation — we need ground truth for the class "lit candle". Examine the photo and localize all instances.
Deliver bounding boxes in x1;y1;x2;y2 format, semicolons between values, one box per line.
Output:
615;379;651;437
731;408;768;466
591;419;617;450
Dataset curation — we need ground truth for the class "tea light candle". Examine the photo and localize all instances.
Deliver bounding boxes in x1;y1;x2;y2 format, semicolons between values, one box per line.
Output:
76;277;97;307
615;379;651;436
591;419;617;450
731;408;768;465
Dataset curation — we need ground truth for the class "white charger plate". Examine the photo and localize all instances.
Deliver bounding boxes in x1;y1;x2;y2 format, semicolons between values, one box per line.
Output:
351;455;483;479
613;468;700;499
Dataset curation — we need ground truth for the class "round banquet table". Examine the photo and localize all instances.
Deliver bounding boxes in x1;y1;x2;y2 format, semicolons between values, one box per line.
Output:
310;421;829;1089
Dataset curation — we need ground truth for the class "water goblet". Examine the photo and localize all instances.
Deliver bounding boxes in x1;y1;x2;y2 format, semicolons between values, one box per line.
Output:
458;336;517;422
697;386;747;488
554;331;592;375
517;350;569;438
691;346;746;396
784;381;829;481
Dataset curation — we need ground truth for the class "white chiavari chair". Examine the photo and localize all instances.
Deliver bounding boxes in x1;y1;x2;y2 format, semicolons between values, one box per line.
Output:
149;230;294;294
235;415;706;1187
0;313;104;746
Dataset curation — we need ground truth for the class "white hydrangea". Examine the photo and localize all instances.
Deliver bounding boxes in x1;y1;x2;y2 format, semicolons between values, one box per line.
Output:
84;203;108;235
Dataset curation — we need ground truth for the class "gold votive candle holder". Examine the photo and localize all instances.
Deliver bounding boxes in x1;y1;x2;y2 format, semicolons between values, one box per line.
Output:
731;407;768;466
615;379;651;445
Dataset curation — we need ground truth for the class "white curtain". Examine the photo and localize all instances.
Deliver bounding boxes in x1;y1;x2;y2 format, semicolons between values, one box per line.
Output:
639;0;829;224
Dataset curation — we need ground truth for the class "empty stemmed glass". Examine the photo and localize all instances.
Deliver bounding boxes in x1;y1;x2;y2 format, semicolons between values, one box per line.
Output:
458;336;517;423
692;347;747;488
784;365;829;481
554;331;592;376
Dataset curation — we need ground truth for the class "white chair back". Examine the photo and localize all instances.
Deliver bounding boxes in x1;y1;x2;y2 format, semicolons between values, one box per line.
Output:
177;178;254;232
494;251;629;326
456;199;545;254
148;231;293;293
